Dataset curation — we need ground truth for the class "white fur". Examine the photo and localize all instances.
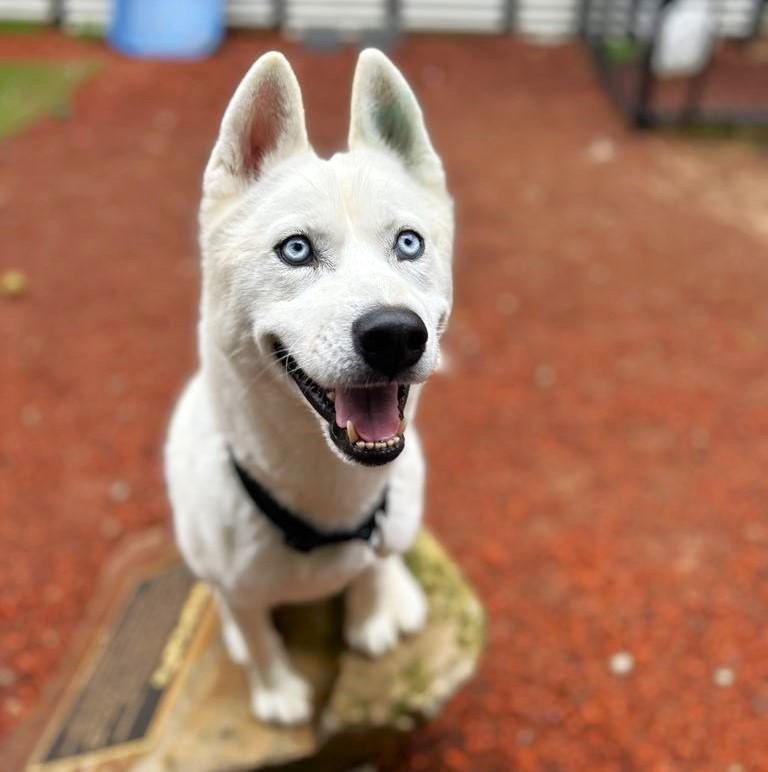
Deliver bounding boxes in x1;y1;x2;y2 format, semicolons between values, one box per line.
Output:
165;49;453;725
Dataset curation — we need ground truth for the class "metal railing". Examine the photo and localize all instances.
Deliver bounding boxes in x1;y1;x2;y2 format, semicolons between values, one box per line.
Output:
582;0;768;127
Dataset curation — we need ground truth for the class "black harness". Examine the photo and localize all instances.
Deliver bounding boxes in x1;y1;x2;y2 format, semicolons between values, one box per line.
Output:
230;454;387;553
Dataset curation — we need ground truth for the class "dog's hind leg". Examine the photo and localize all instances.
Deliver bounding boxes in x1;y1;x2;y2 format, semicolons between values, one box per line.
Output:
215;592;313;725
344;555;428;657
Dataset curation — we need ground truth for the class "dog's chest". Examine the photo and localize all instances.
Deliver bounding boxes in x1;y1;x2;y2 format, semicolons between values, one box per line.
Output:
226;530;375;606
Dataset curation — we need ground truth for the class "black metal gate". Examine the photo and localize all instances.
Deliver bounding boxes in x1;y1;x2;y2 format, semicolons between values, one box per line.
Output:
582;0;768;127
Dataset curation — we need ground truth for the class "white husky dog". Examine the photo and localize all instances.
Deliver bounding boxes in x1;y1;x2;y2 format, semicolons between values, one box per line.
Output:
165;49;453;725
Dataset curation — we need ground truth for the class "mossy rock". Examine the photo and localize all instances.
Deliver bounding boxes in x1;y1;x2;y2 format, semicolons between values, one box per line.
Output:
136;532;485;772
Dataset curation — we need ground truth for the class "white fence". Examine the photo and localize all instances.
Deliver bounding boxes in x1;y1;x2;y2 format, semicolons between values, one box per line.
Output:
0;0;762;39
0;0;52;21
400;0;508;32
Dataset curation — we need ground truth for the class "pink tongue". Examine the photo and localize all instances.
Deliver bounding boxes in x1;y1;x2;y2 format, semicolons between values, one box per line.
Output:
335;385;400;442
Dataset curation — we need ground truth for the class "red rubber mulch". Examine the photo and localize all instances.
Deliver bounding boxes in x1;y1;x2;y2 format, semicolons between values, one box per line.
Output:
2;30;768;771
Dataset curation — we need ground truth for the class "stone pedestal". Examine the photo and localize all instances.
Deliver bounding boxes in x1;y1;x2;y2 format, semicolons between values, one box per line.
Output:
8;531;484;772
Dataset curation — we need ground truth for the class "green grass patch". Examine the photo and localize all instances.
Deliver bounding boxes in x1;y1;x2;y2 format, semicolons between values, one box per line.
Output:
0;60;99;140
68;24;107;41
0;20;47;35
663;123;768;148
603;38;642;64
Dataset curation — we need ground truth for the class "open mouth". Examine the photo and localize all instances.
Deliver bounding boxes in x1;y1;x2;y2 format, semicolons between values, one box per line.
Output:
274;344;409;466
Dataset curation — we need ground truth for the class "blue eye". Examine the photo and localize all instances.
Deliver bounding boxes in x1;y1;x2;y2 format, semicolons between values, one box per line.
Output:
395;230;424;260
278;235;314;266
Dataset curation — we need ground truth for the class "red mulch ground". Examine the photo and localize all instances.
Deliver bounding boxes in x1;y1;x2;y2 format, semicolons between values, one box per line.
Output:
2;30;768;771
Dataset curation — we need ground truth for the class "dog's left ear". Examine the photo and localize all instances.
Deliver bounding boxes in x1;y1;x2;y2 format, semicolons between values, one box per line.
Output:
348;49;445;192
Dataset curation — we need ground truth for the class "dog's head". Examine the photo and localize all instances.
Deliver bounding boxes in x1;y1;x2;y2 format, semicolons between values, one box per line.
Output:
200;50;453;467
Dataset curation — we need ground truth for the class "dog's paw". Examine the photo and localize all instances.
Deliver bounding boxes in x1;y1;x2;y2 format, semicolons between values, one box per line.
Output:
249;668;313;725
345;562;428;657
346;608;401;656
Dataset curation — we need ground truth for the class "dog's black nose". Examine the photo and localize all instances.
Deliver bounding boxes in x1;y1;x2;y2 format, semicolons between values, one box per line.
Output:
353;307;428;379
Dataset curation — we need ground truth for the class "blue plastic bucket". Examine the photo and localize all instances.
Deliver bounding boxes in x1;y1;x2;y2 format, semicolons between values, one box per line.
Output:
109;0;224;60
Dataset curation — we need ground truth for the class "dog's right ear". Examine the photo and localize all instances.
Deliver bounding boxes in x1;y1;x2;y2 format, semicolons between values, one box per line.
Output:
202;52;309;213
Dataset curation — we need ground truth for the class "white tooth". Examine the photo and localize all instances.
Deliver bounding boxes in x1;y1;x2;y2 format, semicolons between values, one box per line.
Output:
365;442;374;450
375;442;386;450
327;390;335;402
399;419;407;434
356;441;365;449
346;420;359;443
386;439;395;447
393;435;401;444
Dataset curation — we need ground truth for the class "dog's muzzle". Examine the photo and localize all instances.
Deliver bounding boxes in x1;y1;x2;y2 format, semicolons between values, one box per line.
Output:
272;357;410;467
272;306;430;466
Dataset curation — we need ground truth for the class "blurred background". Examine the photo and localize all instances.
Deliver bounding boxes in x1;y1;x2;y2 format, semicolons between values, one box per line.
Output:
1;1;768;769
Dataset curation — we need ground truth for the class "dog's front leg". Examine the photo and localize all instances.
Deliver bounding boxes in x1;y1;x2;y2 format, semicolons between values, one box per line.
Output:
215;592;313;725
344;555;428;657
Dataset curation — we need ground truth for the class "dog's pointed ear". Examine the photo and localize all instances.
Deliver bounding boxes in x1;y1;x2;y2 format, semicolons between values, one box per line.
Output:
203;52;309;209
348;49;445;191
